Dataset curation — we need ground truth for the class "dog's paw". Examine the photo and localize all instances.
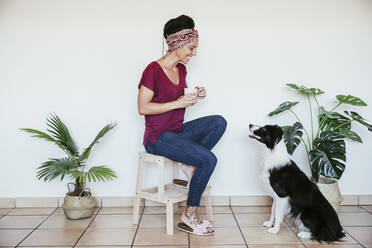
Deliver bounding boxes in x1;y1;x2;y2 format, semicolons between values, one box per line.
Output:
267;227;279;234
297;231;311;239
263;221;273;227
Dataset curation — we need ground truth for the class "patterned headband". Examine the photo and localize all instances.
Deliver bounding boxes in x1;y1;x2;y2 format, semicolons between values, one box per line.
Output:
165;28;199;51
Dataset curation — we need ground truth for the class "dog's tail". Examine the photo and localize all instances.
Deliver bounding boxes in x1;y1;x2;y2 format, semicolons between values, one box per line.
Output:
301;208;345;242
312;224;345;243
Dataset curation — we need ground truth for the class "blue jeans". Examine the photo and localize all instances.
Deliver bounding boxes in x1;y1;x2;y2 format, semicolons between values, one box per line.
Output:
145;115;227;207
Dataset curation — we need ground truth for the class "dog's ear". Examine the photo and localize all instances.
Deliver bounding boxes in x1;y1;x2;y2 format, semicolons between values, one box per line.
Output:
274;125;284;144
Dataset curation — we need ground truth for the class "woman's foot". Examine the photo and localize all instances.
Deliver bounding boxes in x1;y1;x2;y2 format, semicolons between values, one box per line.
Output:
177;206;214;235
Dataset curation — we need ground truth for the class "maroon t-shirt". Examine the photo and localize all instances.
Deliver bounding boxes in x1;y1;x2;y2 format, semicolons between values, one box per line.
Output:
138;61;187;146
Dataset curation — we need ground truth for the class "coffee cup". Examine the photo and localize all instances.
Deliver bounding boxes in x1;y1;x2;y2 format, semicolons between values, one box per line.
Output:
184;87;198;99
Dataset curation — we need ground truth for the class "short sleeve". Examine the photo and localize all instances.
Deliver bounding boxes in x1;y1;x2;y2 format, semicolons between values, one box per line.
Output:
138;63;157;91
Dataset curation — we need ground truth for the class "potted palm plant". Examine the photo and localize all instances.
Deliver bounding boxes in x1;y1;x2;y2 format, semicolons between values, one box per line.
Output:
269;84;372;210
21;114;117;219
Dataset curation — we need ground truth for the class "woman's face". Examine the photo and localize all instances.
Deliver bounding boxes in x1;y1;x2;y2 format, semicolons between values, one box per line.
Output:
176;38;199;64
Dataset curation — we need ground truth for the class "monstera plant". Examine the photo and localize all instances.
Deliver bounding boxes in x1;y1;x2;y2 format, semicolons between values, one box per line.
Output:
21;114;117;219
269;84;372;183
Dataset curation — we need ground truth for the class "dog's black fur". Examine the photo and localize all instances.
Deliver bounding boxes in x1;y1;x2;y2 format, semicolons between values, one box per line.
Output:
249;124;345;242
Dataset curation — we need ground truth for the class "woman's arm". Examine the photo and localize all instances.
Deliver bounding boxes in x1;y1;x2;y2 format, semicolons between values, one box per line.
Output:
137;85;196;115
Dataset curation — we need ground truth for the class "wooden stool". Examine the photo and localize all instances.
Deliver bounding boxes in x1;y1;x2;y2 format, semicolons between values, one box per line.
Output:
132;152;213;235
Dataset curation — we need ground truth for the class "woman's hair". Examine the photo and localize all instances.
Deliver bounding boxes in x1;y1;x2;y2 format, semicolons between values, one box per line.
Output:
163;15;195;38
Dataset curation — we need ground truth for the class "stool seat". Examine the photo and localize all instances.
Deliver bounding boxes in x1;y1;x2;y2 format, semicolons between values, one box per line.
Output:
132;152;213;235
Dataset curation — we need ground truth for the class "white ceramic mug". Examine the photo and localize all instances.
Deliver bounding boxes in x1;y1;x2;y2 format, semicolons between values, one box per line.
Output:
184;87;198;99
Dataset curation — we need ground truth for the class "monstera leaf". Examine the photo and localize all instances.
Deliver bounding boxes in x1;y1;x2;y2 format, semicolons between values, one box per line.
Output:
269;101;299;116
337;95;367;106
344;111;372;131
286;83;324;96
318;107;351;131
338;128;362;143
309;131;346;182
283;122;303;155
319;106;345;119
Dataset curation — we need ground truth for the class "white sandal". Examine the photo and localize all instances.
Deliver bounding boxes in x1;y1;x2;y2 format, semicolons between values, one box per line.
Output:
177;222;214;236
177;213;214;236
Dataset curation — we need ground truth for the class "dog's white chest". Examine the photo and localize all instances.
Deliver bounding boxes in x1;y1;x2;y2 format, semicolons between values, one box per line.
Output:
261;170;275;196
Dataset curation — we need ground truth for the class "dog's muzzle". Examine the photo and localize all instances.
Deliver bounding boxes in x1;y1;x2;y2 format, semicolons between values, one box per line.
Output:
249;124;262;140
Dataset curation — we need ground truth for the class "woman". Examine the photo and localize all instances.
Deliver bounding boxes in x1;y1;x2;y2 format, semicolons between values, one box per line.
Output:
137;15;227;236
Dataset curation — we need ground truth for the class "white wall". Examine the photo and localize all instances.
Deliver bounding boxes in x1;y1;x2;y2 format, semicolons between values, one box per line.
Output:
1;0;372;197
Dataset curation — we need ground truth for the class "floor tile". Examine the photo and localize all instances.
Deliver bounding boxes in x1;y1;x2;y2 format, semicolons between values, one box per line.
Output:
199;206;233;214
241;226;301;244
19;229;84;246
306;245;363;248
0;229;33;246
39;214;92;229
361;205;372;212
232;206;271;213
0;216;47;229
77;246;129;248
99;207;137;215
201;213;237;228
21;247;72;248
299;230;356;245
0;208;11;216
191;246;246;248
77;228;136;246
235;213;286;227
337;206;366;213
90;214;136;228
134;246;187;248
344;226;372;246
338;212;372;226
189;227;245;246
142;206;184;214
140;214;182;228
249;245;305;248
8;207;56;216
53;207;99;215
134;228;188;246
16;198;58;208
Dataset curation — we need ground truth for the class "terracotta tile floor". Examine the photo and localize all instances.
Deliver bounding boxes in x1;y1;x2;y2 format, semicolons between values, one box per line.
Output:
0;205;371;247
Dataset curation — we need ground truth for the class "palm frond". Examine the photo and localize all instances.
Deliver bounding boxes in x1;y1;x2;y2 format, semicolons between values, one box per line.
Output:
85;166;117;183
46;114;79;156
80;122;117;160
20;128;66;151
65;170;85;181
36;157;75;181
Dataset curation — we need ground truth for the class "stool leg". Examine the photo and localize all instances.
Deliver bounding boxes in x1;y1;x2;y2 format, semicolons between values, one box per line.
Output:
157;159;165;195
174;202;179;214
132;156;144;224
172;161;180;214
205;188;213;221
172;161;179;180
132;196;141;224
166;200;174;235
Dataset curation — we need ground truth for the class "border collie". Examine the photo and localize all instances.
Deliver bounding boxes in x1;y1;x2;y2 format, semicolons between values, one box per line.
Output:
249;124;345;242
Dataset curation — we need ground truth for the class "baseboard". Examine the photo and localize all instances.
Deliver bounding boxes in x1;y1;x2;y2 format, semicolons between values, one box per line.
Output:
1;194;371;208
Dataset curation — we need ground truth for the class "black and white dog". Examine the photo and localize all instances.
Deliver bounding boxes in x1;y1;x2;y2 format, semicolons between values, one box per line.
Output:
249;124;345;242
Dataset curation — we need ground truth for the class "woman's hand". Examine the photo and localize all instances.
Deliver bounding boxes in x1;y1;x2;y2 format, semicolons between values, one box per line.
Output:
196;86;206;98
177;93;197;108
